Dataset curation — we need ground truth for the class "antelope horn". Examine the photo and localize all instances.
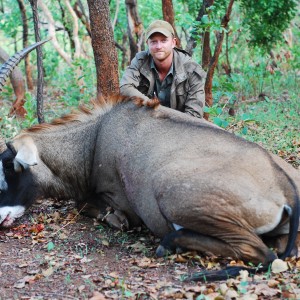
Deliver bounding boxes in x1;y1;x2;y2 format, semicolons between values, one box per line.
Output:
0;38;51;92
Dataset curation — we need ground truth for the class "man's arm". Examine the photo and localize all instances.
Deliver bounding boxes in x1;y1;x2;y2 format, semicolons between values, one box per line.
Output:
184;68;206;118
120;57;150;102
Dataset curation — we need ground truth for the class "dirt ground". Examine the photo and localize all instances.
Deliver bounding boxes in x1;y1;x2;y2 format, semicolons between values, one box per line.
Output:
0;199;300;300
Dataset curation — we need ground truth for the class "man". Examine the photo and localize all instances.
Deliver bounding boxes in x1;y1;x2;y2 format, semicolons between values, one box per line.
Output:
120;20;206;118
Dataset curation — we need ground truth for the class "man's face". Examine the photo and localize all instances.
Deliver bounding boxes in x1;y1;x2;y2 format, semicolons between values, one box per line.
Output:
147;33;176;62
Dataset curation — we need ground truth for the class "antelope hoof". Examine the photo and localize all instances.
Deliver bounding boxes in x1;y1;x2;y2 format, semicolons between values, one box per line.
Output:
105;210;129;231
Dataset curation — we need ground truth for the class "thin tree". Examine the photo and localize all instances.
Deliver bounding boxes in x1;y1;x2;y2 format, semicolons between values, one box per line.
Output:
204;0;234;118
64;0;81;59
111;0;120;31
16;0;33;91
57;0;76;53
162;0;181;48
185;0;214;64
125;0;144;61
201;0;214;70
29;0;45;123
38;0;72;66
73;0;91;37
87;0;119;97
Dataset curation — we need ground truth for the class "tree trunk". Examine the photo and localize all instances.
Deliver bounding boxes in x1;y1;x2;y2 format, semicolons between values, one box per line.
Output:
17;0;33;91
73;0;91;37
162;0;181;48
125;0;144;61
223;31;232;77
111;0;120;31
87;0;119;97
186;0;214;56
29;0;45;123
38;0;72;66
0;48;26;117
201;0;214;69
64;0;81;59
204;0;235;120
201;31;211;70
57;0;76;53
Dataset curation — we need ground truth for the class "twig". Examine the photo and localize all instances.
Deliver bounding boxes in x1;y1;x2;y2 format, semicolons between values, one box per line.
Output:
51;203;87;237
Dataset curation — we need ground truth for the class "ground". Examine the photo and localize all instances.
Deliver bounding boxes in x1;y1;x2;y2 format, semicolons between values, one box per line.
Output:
0;199;299;300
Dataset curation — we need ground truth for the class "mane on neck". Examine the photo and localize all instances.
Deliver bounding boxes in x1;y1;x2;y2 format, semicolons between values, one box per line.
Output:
25;94;132;133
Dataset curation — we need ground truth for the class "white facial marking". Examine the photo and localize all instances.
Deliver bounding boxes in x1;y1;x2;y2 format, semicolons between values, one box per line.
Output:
0;161;8;191
0;205;25;227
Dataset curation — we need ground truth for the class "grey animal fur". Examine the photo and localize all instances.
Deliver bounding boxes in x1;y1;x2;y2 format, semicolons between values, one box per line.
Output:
1;96;299;266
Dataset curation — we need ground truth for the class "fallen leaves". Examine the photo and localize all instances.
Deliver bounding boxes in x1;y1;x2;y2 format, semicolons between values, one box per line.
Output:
89;291;106;300
42;266;54;277
13;274;43;289
2;199;300;299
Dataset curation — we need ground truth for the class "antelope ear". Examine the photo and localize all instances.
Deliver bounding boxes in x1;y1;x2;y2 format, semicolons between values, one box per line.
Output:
12;136;38;171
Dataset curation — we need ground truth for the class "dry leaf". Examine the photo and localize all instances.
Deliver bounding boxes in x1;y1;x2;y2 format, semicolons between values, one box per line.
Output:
89;291;106;300
271;259;288;273
240;294;258;300
13;279;26;289
281;291;296;299
254;283;279;297
205;292;223;299
175;254;187;263
59;232;68;239
137;257;152;267
42;267;54;277
80;256;92;263
128;241;147;253
267;279;279;287
78;285;85;293
29;224;44;234
101;239;109;246
225;289;238;298
13;275;36;289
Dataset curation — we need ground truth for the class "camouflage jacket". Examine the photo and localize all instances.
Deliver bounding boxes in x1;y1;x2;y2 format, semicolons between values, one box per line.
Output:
120;48;206;118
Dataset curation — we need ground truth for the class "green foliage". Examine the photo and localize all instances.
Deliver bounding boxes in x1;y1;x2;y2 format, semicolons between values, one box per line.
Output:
0;1;23;39
197;1;229;34
48;57;96;109
202;94;299;165
241;96;300;155
0;106;19;139
0;0;298;170
47;241;55;251
23;92;38;127
240;0;297;51
204;105;230;128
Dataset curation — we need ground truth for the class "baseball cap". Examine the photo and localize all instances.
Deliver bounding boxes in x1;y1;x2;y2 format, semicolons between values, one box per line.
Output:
145;20;175;40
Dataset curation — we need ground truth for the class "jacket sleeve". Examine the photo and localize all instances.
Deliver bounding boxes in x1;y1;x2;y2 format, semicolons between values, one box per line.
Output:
184;67;206;118
120;56;150;102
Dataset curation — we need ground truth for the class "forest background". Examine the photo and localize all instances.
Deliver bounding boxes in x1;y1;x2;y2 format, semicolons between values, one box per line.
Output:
0;0;299;165
0;1;300;299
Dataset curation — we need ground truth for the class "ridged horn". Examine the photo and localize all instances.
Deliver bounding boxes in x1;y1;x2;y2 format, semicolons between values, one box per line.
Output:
0;137;7;153
0;38;51;92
